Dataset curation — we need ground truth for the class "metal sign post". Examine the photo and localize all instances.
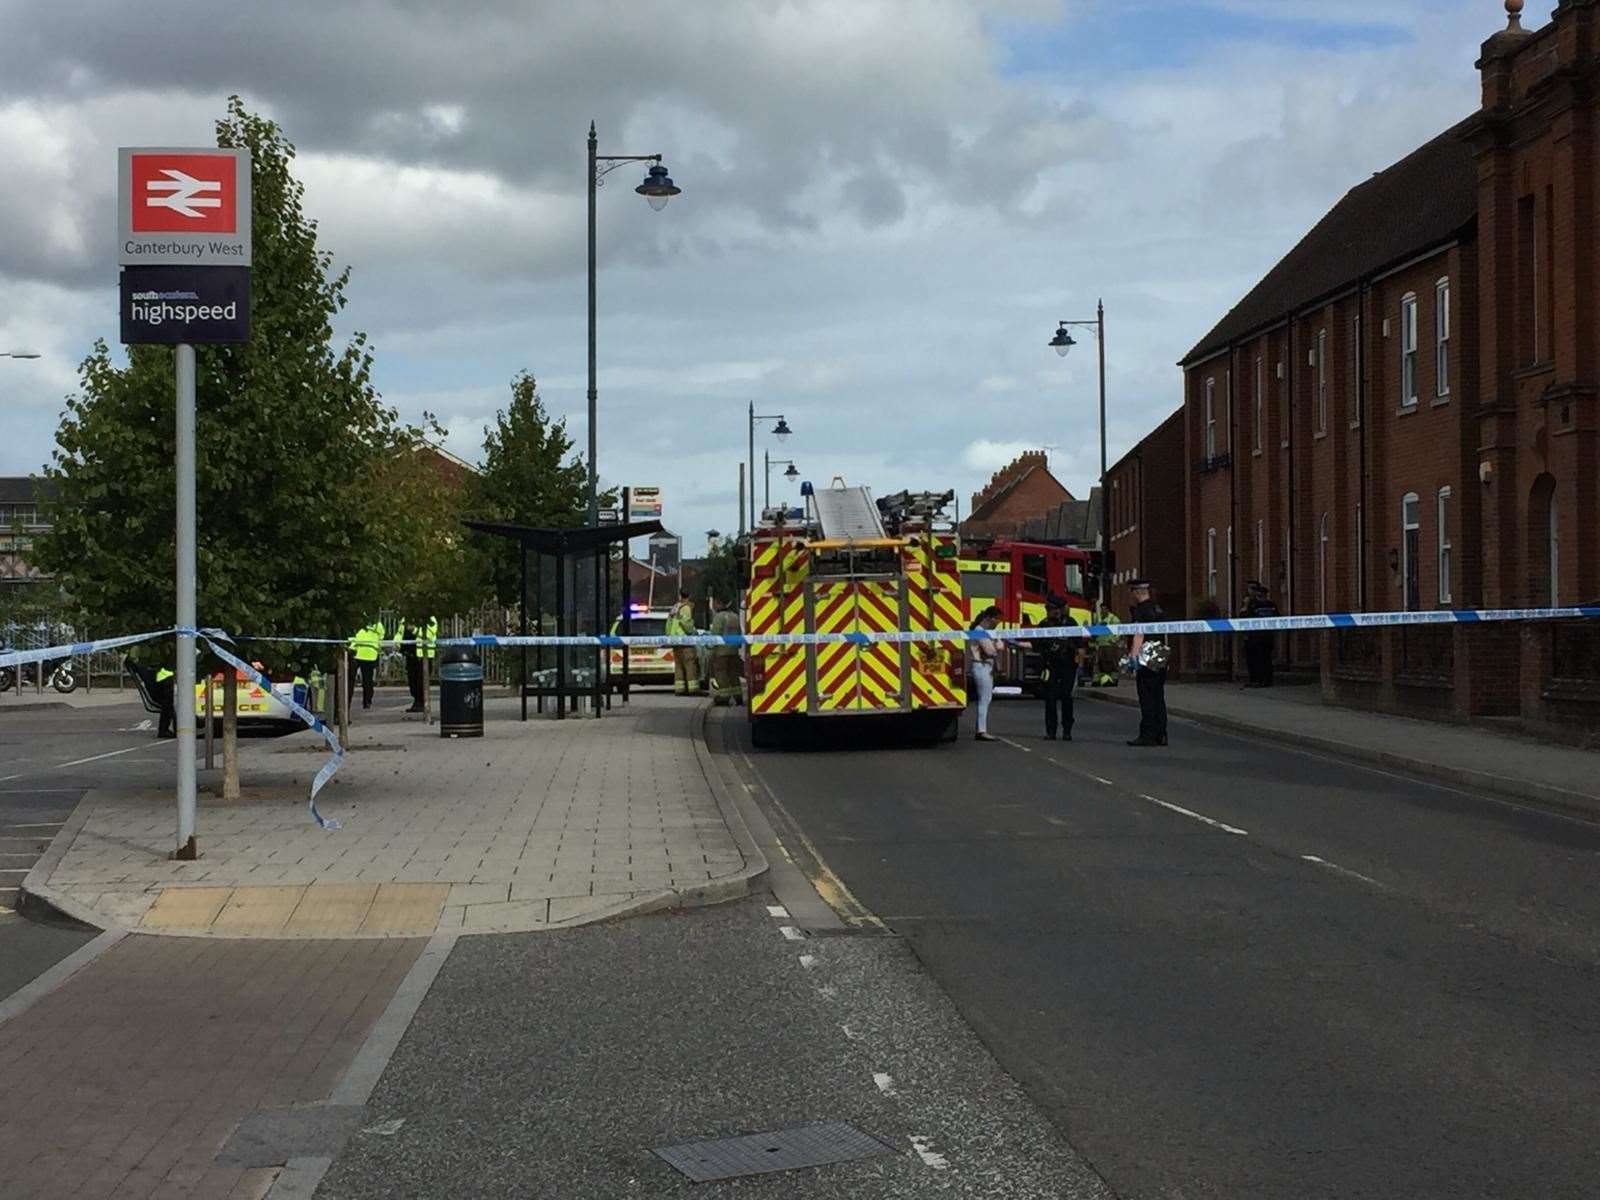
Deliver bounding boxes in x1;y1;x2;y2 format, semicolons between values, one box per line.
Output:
119;145;251;861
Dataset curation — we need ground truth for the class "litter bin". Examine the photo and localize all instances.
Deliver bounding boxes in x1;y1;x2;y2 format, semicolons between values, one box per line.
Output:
438;645;484;738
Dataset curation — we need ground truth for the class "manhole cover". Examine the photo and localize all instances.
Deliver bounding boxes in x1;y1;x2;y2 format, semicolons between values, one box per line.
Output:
653;1121;894;1182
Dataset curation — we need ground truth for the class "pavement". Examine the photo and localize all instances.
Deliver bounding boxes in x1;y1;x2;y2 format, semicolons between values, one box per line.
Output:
1081;678;1600;817
727;696;1600;1198
22;692;764;937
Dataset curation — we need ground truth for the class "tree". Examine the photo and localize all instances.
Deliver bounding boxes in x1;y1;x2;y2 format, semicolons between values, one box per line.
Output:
695;538;741;620
467;372;593;607
37;97;413;665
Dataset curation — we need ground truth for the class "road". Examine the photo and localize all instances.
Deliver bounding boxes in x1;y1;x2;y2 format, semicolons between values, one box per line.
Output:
718;694;1600;1199
0;701;170;1002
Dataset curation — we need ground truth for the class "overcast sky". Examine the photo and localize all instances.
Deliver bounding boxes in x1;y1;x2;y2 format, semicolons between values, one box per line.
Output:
0;0;1550;555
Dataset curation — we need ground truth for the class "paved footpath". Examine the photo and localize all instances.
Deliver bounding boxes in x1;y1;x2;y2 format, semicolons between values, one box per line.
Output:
1084;679;1600;817
24;693;761;937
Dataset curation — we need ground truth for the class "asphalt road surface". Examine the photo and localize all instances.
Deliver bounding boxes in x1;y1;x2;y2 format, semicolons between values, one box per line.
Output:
0;702;170;1001
719;695;1600;1199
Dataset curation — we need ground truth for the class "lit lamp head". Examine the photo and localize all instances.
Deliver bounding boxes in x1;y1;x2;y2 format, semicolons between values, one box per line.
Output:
1049;324;1076;359
636;163;681;211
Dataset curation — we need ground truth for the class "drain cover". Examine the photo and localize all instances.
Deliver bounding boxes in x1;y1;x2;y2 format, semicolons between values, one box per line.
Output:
654;1121;894;1182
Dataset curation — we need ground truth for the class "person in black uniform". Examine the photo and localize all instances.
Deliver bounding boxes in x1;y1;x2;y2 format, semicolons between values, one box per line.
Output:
403;618;425;713
1242;581;1278;687
1032;593;1079;741
1126;578;1168;747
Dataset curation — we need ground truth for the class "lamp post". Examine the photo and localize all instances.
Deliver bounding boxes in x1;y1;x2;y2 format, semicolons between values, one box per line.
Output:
748;404;791;527
764;453;799;511
1049;299;1108;608
587;121;680;525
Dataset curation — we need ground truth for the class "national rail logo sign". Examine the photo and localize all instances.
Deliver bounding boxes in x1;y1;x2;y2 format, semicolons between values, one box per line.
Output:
118;147;252;266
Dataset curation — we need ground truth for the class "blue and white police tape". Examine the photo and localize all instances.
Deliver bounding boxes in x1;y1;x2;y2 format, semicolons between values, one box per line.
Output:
0;627;345;830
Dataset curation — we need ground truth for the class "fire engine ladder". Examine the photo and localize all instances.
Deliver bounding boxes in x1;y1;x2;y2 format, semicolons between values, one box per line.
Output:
811;483;886;542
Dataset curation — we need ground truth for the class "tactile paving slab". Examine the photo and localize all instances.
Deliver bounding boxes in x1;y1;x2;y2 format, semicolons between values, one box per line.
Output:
653;1121;895;1182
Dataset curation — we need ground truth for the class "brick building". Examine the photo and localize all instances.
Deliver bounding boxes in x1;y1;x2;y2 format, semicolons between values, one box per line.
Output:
960;450;1074;538
1105;408;1185;619
1166;0;1599;736
0;478;54;588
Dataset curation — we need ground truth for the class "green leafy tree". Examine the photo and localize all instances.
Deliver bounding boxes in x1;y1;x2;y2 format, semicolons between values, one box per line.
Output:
37;97;412;670
468;371;594;606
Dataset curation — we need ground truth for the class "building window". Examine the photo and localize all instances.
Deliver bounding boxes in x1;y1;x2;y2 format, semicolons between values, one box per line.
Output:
1318;513;1329;612
1206;528;1217;598
1252;355;1263;453
1227;525;1234;611
1315;328;1328;434
1436;487;1452;604
1548;491;1559;607
1204;378;1216;459
1255;518;1264;583
1401;492;1420;610
1434;278;1450;397
1400;294;1418;408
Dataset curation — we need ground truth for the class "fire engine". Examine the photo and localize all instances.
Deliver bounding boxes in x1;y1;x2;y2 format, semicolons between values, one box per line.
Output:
958;539;1096;692
742;482;966;748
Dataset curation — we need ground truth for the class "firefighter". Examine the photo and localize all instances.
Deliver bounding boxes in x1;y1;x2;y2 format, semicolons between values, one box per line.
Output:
1125;578;1169;746
1033;593;1079;741
1242;581;1278;687
665;589;701;696
347;617;383;710
1089;599;1122;686
705;595;742;705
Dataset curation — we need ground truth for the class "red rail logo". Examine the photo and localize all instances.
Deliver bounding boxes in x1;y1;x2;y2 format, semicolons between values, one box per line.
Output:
128;152;239;234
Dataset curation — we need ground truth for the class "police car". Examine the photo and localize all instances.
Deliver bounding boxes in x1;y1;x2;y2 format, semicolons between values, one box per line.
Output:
192;665;318;737
608;606;676;683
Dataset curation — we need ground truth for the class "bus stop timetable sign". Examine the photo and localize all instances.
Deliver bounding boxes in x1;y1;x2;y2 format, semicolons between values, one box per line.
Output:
119;147;252;267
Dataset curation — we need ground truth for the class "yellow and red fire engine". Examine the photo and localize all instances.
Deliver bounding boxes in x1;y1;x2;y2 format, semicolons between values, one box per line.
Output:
958;539;1095;692
742;482;966;747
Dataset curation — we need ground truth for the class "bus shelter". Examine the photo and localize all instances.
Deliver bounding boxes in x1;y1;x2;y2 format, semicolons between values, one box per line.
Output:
463;518;662;720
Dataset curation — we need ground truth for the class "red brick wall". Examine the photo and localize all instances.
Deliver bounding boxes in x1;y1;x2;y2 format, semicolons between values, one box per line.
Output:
1108;407;1184;619
962;453;1074;538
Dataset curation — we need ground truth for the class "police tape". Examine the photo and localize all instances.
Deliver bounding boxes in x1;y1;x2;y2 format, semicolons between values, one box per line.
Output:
0;627;344;830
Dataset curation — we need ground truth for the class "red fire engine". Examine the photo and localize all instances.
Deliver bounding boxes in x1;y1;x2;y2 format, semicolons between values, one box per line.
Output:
958;540;1097;692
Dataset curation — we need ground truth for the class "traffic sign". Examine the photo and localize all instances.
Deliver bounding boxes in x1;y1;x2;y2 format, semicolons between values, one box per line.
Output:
627;486;663;520
119;147;252;267
120;265;251;345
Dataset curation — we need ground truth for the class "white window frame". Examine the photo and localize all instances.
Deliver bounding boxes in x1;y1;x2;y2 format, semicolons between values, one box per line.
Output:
1227;524;1235;611
1318;513;1329;612
1206;527;1217;598
1204;377;1216;459
1252;355;1263;453
1255;518;1265;582
1350;314;1362;428
1400;294;1418;408
1436;487;1452;604
1315;328;1328;434
1401;491;1420;610
1434;278;1450;398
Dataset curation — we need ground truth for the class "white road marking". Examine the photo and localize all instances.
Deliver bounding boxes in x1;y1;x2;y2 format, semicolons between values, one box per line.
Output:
997;736;1032;754
1141;794;1249;837
873;1072;897;1096
1088;774;1113;786
841;1024;862;1040
780;925;805;941
0;741;171;782
0;789;81;795
798;954;819;970
0;869;30;875
766;904;789;918
1301;854;1385;888
0;823;66;830
909;1135;949;1169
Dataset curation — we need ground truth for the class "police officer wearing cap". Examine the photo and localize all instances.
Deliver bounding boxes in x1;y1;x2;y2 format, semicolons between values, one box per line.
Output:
1126;578;1168;746
1241;581;1278;687
1033;593;1079;741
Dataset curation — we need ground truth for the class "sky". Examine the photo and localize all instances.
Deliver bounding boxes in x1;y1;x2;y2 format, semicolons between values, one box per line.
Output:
0;0;1554;556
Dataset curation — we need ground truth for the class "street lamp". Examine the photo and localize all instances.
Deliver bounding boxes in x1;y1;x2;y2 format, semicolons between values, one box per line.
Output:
1049;300;1108;608
0;351;40;359
587;121;681;524
764;452;800;511
748;405;792;528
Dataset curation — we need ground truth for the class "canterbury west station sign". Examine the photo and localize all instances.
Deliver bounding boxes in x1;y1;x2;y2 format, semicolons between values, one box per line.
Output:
118;146;252;344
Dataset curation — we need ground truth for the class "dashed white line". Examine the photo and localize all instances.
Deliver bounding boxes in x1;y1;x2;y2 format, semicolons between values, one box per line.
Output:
0;741;171;782
1141;794;1249;837
779;925;805;941
766;904;789;918
1088;774;1113;786
873;1072;897;1096
996;736;1032;754
1301;854;1385;888
909;1135;949;1170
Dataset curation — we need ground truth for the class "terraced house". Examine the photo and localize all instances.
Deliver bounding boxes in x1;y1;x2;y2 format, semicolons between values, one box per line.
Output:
1172;0;1599;740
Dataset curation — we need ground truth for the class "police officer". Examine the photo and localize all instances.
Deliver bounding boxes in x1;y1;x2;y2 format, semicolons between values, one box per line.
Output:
347;617;383;710
665;589;701;696
403;617;425;712
1033;593;1079;741
1125;579;1168;746
1242;581;1278;687
153;664;178;739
